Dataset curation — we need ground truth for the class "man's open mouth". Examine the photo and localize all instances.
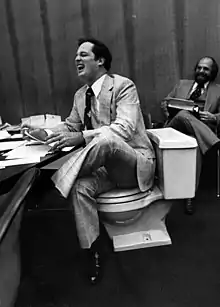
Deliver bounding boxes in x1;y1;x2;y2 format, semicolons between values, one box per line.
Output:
77;64;85;72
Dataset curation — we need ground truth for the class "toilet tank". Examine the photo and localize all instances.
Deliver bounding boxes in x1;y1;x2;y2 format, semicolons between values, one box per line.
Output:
146;128;198;199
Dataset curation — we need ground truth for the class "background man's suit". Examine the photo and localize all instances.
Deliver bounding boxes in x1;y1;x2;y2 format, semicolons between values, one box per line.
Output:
167;79;220;137
165;79;220;188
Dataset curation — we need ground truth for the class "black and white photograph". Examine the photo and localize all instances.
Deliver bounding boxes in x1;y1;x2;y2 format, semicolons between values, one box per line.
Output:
0;1;220;306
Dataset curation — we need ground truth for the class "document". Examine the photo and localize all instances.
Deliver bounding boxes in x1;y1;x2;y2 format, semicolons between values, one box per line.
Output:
23;131;74;151
21;114;61;128
166;97;200;118
0;130;11;140
23;130;46;144
0;140;26;152
45;114;61;128
11;133;23;139
5;143;51;159
166;97;196;111
0;156;40;168
6;124;21;133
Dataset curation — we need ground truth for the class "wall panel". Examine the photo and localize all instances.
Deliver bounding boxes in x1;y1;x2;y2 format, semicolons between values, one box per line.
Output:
0;0;220;124
133;0;179;120
11;0;52;116
184;0;220;83
0;0;22;123
88;0;130;77
46;0;84;118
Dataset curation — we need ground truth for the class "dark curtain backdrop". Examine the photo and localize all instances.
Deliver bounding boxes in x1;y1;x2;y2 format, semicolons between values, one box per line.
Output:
0;0;220;124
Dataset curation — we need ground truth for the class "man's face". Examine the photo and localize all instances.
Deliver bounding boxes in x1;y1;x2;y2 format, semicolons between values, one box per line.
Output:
194;58;213;85
75;42;101;85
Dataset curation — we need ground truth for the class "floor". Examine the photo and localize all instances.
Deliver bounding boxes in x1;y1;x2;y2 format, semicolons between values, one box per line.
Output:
15;164;220;307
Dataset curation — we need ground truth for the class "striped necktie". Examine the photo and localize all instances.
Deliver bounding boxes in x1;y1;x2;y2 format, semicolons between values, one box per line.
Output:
189;84;203;101
84;87;94;130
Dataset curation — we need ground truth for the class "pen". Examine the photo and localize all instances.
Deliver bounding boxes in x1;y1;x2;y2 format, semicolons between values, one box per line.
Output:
25;142;46;146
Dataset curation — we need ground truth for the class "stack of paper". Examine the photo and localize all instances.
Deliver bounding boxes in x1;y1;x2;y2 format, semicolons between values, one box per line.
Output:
21;114;61;128
0;157;41;168
0;142;51;169
5;143;51;160
0;130;11;140
45;114;62;128
0;140;26;151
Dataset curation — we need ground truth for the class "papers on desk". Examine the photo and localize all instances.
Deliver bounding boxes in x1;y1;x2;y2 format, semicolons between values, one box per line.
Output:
0;130;11;140
0;157;41;168
11;133;23;139
0;136;75;169
0;140;26;151
23;129;46;144
21;114;61;128
0;143;50;168
6;124;21;133
5;143;51;159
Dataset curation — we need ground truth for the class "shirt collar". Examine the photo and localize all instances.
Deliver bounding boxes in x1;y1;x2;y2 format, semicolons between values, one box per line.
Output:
89;74;107;98
193;81;209;90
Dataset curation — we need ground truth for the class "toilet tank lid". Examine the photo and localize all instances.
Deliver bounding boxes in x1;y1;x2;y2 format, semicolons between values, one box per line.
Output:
146;127;198;149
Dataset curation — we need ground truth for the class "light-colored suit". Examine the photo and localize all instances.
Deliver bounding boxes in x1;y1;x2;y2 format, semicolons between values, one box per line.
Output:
52;73;155;248
58;73;156;192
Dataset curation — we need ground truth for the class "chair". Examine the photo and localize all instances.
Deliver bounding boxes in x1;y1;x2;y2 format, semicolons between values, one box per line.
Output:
0;168;40;307
97;128;198;252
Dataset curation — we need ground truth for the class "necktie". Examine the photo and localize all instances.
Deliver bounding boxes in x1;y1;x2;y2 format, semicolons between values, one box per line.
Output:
84;87;94;130
189;84;203;101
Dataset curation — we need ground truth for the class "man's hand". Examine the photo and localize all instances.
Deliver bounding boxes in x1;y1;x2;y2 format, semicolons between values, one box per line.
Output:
199;111;217;123
21;124;48;141
161;100;170;119
45;131;84;151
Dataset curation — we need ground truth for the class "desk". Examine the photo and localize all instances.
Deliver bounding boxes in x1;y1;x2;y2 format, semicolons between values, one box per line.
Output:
0;139;77;193
0;139;77;307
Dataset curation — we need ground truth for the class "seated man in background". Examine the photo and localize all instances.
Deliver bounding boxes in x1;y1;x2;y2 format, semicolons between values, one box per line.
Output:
161;56;220;213
22;38;156;284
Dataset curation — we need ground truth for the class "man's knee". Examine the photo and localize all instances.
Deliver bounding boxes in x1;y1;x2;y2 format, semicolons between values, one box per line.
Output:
72;177;96;198
169;110;194;127
175;110;191;121
93;132;122;152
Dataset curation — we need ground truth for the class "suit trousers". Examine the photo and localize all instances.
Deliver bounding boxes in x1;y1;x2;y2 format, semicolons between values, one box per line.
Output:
167;110;219;188
69;134;140;249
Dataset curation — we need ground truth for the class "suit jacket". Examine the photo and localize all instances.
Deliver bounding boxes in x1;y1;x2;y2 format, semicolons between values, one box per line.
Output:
166;79;220;133
53;74;155;194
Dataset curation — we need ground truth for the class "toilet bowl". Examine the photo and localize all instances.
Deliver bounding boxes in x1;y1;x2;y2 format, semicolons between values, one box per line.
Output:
97;185;163;225
97;128;198;251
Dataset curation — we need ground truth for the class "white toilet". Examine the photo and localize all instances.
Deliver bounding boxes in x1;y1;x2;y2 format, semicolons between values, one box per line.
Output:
97;128;198;252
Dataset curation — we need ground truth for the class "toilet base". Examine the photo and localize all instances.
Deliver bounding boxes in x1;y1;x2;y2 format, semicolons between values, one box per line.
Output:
102;199;173;252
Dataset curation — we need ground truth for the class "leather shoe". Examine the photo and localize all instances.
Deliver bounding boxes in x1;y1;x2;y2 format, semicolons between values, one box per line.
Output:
88;250;103;285
185;198;195;215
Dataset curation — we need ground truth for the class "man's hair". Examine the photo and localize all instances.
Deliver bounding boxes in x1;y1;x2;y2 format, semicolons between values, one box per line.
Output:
194;56;219;81
78;38;112;71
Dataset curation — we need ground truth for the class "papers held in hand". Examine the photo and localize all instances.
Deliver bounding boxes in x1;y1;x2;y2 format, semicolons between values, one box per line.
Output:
166;97;200;118
24;129;46;144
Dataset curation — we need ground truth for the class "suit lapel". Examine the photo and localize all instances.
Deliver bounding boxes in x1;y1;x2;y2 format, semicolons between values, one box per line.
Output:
185;81;195;99
77;85;87;121
97;74;114;125
205;82;216;111
185;81;217;112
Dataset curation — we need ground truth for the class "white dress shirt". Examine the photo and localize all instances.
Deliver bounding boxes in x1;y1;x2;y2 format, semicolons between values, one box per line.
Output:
189;81;209;96
89;73;107;112
83;74;107;140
